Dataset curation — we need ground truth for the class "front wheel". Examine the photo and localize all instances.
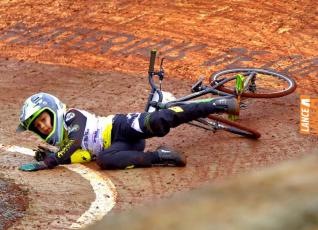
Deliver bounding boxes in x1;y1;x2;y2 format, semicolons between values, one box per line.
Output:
210;68;297;98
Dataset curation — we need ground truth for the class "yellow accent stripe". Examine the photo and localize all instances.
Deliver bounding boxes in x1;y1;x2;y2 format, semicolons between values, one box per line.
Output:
125;165;135;169
168;106;184;113
102;116;114;149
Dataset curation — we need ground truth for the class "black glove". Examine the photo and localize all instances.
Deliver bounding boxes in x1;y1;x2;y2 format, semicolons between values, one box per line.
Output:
34;146;55;162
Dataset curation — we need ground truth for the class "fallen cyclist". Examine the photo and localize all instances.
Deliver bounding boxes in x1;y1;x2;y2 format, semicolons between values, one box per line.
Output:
17;92;238;171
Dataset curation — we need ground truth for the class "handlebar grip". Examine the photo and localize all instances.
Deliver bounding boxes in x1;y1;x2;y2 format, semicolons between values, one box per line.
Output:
148;50;157;73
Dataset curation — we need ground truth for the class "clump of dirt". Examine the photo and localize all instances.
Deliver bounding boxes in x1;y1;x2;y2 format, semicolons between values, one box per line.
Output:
0;174;29;230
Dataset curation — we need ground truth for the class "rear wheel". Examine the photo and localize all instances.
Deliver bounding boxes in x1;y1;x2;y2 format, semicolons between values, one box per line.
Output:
210;68;297;98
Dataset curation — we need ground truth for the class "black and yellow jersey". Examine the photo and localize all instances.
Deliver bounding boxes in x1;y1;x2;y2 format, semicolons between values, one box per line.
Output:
44;109;114;168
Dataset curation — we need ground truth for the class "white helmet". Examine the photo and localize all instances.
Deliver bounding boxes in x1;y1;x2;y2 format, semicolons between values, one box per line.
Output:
17;92;66;146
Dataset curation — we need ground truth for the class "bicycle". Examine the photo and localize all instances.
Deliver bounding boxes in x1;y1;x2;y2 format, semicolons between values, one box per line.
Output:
144;50;297;139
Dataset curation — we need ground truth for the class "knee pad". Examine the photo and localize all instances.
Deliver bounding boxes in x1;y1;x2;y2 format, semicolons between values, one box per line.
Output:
144;113;171;137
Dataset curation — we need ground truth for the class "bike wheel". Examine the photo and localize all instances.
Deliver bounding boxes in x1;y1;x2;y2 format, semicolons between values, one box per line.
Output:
210;68;297;98
190;116;261;139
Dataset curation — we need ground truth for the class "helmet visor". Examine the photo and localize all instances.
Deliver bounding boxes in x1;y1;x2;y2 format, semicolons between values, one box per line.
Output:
16;124;27;132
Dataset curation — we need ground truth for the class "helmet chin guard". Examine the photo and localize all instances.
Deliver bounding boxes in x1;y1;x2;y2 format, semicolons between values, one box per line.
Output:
17;92;66;146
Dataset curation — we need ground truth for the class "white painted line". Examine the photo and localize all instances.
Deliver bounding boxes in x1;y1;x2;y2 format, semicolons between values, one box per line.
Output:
6;145;35;156
0;144;117;229
67;164;117;229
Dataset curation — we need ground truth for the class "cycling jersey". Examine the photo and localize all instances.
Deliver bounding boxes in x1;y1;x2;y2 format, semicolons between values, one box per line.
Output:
44;109;114;168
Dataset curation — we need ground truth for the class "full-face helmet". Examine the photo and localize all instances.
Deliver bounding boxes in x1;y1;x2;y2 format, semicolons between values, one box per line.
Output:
16;92;66;146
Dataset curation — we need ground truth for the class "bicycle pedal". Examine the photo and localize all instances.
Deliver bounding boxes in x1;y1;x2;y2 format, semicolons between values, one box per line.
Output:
191;77;204;92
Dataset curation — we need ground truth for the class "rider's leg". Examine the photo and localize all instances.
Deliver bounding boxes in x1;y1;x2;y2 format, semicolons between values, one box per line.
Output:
113;97;239;140
102;97;238;169
96;140;149;169
96;141;186;169
143;97;239;137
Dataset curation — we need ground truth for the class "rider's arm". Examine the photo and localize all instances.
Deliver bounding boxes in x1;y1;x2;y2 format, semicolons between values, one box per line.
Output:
43;109;87;168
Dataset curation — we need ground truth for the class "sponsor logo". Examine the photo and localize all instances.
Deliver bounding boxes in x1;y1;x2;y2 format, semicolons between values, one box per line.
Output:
93;130;99;143
65;112;75;122
57;140;74;158
160;149;171;153
300;95;318;135
68;124;80;134
20;104;27;119
83;129;89;149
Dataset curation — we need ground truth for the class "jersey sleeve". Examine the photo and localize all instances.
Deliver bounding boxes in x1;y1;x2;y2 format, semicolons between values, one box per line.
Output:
44;109;87;168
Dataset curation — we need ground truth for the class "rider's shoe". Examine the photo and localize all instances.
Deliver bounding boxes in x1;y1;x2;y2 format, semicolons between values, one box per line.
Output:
153;146;186;167
211;97;240;115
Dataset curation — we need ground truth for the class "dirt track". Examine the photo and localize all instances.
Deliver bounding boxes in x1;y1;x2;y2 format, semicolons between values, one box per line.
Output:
0;0;317;229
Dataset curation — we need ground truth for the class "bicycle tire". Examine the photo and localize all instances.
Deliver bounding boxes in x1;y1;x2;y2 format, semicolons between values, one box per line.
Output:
207;115;261;139
210;68;297;98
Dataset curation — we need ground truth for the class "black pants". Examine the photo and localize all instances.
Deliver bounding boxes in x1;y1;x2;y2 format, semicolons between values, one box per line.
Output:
96;102;223;169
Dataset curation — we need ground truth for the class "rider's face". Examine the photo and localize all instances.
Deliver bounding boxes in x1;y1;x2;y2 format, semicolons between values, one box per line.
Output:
33;111;53;136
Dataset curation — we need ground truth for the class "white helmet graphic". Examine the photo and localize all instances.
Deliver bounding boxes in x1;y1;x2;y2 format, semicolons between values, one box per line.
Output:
17;92;66;146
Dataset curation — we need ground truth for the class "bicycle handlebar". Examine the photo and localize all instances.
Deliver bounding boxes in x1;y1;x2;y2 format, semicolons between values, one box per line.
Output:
148;50;157;73
145;50;232;112
147;49;161;93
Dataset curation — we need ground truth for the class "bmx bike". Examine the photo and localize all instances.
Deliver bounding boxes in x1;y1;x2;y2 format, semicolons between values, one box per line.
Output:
144;50;297;139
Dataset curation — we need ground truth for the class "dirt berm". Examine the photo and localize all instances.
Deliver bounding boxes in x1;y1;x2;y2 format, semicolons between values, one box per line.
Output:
86;150;318;230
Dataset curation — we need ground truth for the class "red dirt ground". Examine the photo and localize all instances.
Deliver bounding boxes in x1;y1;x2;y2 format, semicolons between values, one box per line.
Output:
0;0;317;229
0;175;28;230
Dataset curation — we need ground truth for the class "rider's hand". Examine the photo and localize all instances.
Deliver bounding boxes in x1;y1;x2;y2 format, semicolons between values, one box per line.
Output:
34;146;55;162
19;162;48;172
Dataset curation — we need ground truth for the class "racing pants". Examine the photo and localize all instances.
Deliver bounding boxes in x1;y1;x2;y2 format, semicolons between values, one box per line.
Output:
96;101;225;169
